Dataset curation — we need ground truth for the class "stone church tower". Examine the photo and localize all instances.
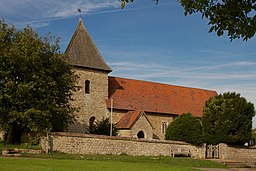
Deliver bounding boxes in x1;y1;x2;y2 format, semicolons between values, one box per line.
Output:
65;18;112;133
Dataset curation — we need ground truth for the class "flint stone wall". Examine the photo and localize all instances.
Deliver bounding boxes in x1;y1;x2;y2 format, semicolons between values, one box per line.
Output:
41;132;205;159
219;143;256;160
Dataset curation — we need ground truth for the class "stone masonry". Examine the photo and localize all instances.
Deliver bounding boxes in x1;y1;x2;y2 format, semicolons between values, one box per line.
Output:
41;132;206;159
41;132;256;160
219;143;256;160
68;68;110;133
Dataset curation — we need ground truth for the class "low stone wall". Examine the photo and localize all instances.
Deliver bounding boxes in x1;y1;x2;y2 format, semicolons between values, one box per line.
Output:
41;132;205;159
219;143;256;160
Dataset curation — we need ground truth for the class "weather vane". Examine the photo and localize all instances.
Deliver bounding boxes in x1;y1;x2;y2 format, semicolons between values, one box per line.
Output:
77;8;82;17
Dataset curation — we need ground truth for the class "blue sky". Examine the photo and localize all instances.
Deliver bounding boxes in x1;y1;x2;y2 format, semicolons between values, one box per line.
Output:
1;0;256;127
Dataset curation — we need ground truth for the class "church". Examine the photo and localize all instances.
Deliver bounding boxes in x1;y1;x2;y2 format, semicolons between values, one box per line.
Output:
65;18;217;140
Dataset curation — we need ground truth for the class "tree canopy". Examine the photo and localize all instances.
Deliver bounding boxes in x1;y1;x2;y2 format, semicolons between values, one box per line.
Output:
202;92;255;145
179;0;256;41
165;113;204;146
120;0;256;41
0;19;77;144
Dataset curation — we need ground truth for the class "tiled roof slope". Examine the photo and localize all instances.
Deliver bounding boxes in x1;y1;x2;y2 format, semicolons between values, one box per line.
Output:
65;18;112;72
116;110;142;129
107;77;217;117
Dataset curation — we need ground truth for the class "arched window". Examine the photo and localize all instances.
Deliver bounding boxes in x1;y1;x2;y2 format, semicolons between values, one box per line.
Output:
89;116;95;125
85;80;90;94
137;130;145;139
89;116;96;132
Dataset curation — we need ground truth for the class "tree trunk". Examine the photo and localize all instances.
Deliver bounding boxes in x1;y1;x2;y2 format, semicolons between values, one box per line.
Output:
5;124;23;144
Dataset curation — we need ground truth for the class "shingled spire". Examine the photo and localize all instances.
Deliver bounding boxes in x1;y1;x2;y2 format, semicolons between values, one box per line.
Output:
65;17;112;72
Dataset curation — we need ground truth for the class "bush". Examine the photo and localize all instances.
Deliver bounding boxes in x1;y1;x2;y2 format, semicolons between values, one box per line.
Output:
165;113;204;146
88;118;118;136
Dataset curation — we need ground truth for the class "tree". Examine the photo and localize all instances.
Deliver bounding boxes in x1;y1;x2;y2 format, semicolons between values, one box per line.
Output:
120;0;256;41
88;118;118;136
120;0;158;9
202;92;255;145
179;0;256;41
165;113;204;146
0;19;78;144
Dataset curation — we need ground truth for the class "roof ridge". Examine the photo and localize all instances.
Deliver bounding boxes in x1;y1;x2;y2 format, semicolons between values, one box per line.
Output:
108;76;216;92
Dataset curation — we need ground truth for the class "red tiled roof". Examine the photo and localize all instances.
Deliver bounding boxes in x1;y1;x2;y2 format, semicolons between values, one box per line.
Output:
116;110;152;129
107;76;217;117
116;110;142;129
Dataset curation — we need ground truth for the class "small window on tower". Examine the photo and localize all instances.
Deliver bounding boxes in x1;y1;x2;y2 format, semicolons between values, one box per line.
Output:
85;80;90;94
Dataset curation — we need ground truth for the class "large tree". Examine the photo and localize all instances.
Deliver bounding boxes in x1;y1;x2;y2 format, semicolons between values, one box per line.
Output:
120;0;256;41
202;92;255;145
165;113;204;146
0;19;77;144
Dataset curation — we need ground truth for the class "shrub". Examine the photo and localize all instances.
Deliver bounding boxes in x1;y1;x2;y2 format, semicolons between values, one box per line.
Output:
88;118;118;136
165;113;204;146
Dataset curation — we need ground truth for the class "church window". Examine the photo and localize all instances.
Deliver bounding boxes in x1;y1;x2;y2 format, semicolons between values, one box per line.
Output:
85;80;90;94
89;116;96;132
161;122;168;134
89;116;95;124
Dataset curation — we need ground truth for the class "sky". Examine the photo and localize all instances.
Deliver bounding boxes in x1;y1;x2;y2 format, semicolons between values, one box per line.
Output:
1;0;256;127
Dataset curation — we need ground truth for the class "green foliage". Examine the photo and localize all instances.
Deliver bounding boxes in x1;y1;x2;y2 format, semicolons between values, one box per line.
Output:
165;113;204;146
0;19;78;144
252;129;256;142
178;0;256;41
120;0;158;9
202;92;255;145
120;0;134;9
88;118;118;136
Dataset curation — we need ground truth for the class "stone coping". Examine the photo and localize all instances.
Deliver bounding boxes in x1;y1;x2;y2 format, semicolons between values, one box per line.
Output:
48;132;190;145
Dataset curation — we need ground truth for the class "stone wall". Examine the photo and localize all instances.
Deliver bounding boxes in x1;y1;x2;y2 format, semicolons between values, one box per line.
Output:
219;143;256;160
41;132;205;159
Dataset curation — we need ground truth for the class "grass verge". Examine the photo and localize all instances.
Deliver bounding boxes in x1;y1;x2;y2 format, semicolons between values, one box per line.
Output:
0;157;203;171
0;141;40;150
20;152;226;169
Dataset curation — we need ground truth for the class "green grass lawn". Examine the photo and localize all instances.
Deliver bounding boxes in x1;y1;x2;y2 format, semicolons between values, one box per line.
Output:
0;157;199;171
0;153;226;171
0;141;226;171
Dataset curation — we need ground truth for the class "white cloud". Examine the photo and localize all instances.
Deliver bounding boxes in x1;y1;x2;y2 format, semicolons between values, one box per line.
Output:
0;0;119;27
109;60;256;81
44;0;119;18
186;61;256;72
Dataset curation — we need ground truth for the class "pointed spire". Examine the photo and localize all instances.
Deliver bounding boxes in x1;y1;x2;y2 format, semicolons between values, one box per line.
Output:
65;18;112;72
